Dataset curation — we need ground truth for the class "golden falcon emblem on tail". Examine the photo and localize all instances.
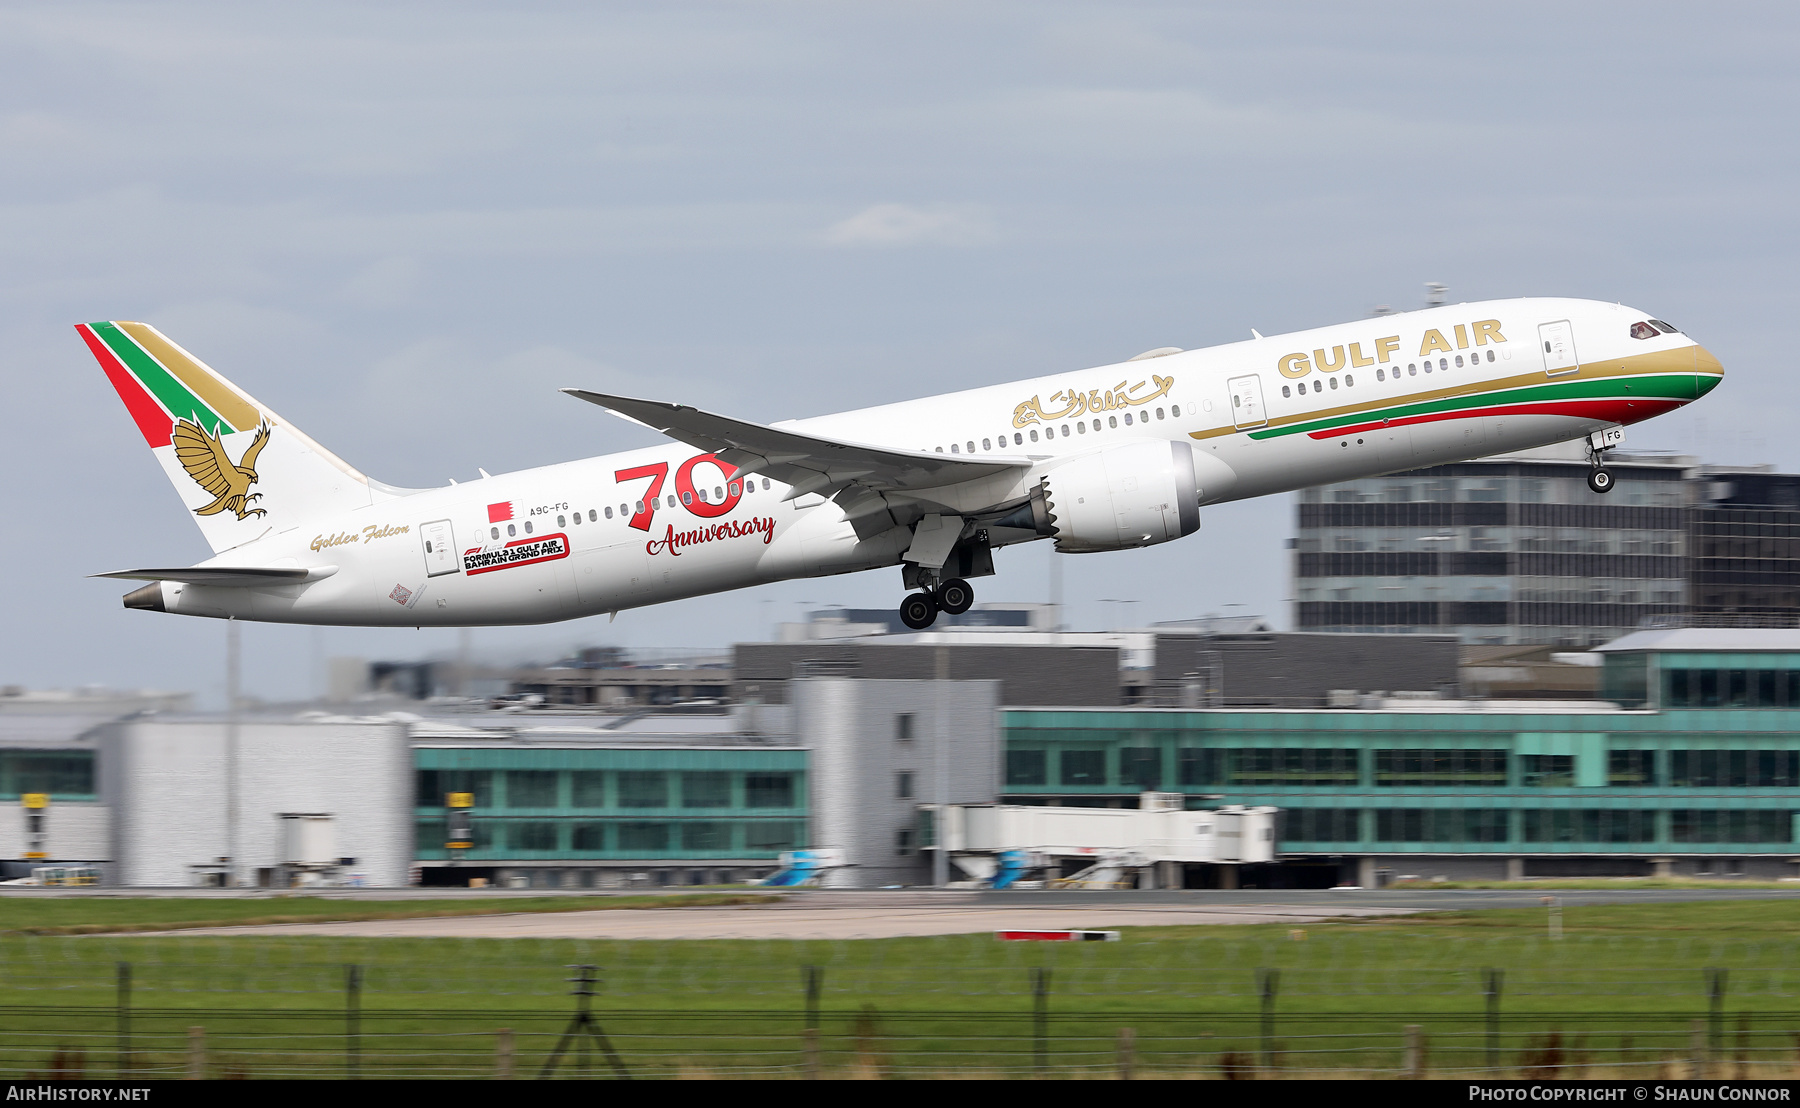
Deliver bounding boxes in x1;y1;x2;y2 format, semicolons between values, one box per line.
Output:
172;418;270;520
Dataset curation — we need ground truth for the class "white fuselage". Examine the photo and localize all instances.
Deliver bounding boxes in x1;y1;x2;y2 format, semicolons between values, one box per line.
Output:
156;297;1720;625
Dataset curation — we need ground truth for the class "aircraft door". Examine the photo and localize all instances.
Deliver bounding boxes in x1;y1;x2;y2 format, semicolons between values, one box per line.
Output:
1226;375;1268;429
1539;320;1579;376
420;520;459;577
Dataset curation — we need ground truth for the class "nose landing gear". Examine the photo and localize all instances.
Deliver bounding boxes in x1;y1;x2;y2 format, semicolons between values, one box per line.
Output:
1586;426;1624;496
896;577;975;630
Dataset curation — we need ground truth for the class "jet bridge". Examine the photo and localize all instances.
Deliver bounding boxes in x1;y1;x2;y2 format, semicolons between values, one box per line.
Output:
928;793;1278;889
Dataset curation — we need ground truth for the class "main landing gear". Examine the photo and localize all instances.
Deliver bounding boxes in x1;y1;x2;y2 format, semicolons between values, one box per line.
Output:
898;578;974;630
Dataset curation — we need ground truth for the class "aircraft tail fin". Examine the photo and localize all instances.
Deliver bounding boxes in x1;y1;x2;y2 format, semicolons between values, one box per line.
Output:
77;321;385;553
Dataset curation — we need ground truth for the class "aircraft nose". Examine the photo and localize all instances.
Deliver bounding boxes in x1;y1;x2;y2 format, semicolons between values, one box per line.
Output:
1694;345;1724;398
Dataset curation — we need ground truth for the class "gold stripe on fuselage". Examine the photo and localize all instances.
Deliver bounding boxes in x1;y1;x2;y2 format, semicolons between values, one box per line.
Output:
1183;344;1717;442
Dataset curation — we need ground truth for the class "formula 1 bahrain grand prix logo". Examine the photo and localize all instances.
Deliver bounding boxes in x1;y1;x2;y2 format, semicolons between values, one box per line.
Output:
463;533;570;575
616;453;777;558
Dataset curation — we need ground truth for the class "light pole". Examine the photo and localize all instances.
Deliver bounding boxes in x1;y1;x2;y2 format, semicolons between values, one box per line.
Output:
225;619;240;888
932;642;949;888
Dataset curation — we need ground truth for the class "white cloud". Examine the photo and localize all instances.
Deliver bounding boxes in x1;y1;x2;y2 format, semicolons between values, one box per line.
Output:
822;203;996;248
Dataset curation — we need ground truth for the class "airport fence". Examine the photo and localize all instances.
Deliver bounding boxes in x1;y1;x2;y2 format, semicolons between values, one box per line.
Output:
9;935;1800;1078
9;1003;1800;1079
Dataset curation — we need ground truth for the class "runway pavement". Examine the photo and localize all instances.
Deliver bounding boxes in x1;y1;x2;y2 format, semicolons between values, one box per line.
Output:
161;893;1423;939
95;885;1800;941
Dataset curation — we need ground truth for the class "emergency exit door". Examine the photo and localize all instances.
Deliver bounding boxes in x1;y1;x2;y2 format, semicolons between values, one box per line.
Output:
420;519;458;576
1539;320;1579;376
1226;374;1268;429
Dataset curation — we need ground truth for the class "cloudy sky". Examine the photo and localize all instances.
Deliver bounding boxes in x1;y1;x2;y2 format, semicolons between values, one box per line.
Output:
3;3;1794;703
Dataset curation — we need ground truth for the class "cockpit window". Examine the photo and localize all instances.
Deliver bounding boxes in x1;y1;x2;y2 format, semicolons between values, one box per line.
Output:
1630;321;1659;340
1650;319;1679;334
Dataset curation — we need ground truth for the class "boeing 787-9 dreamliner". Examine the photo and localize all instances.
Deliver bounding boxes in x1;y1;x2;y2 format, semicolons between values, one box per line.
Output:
80;299;1722;629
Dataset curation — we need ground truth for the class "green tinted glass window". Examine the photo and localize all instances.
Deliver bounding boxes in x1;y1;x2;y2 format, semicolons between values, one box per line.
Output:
571;771;607;807
682;822;732;850
1005;750;1047;786
505;771;558;808
681;772;731;808
618;772;668;808
745;774;795;808
618;822;670;850
1060;750;1106;786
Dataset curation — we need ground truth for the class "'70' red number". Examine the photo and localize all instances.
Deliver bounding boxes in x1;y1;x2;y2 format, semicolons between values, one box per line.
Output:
613;462;667;532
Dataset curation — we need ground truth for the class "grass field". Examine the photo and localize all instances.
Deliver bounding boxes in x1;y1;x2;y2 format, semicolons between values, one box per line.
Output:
10;899;1800;1078
1395;878;1800;891
0;891;773;936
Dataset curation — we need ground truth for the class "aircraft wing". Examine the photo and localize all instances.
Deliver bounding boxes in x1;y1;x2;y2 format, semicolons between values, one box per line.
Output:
562;389;1031;502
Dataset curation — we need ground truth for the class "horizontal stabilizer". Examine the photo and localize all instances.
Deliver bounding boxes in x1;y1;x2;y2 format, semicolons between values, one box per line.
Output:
93;566;337;587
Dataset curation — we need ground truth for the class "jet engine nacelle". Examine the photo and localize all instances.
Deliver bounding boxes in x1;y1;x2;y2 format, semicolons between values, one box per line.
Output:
1041;440;1203;553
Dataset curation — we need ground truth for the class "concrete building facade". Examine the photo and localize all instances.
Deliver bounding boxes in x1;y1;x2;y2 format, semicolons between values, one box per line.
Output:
792;677;1000;887
96;717;414;887
1296;446;1800;646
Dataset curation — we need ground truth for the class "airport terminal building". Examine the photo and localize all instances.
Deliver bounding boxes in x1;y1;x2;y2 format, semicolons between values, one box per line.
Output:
10;630;1800;887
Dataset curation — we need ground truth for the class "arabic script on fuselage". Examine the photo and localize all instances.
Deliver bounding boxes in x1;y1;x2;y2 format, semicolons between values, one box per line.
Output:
1012;374;1173;429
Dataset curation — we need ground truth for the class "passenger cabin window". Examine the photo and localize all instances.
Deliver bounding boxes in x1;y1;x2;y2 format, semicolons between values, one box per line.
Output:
605;507;614;519
1376;369;1384;381
1282;386;1291;397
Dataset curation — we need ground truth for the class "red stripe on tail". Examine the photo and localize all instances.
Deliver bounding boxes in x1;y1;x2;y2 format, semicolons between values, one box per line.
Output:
77;323;173;447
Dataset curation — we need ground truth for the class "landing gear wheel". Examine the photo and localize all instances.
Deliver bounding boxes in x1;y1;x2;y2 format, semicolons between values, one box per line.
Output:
936;578;974;616
1587;467;1614;495
899;591;939;630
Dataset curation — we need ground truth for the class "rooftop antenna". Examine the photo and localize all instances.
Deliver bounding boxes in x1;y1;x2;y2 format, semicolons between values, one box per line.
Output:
1425;283;1448;308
